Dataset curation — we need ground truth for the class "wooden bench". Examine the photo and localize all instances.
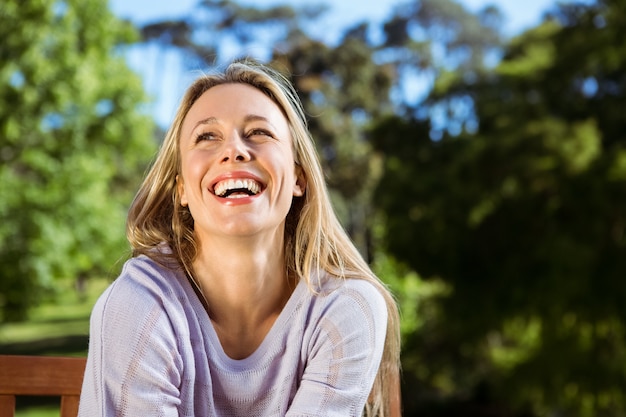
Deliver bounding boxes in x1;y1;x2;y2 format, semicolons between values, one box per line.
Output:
0;354;401;416
0;355;87;417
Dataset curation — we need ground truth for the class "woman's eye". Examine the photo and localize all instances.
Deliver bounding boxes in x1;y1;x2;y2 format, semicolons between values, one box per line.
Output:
195;132;217;142
248;129;273;138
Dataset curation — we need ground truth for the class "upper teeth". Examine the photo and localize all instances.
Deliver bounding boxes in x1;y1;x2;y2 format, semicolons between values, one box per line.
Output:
214;178;261;197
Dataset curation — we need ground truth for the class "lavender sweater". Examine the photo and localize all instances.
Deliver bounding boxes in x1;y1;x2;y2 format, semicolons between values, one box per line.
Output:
78;254;387;416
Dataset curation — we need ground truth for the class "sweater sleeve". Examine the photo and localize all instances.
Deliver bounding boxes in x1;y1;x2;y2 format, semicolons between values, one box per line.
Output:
286;280;388;417
78;260;184;417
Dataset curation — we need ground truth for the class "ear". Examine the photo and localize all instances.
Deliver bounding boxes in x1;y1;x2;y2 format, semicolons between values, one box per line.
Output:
176;175;188;207
292;164;306;197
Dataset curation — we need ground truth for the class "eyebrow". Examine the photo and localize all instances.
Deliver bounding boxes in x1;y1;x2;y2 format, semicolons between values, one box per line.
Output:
191;117;218;132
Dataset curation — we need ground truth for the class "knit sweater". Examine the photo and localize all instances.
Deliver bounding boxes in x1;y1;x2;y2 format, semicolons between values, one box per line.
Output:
78;254;387;416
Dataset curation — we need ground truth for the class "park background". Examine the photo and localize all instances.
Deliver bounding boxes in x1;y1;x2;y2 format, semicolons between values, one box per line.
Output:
1;0;624;416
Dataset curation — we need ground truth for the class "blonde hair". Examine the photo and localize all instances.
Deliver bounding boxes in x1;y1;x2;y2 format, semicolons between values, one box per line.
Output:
127;60;401;416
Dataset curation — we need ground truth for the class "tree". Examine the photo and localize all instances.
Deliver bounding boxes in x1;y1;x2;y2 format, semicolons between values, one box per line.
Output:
379;0;504;120
139;0;322;67
0;0;156;321
372;0;626;415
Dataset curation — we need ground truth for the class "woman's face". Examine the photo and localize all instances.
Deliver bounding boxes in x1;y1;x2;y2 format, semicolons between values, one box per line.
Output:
177;83;305;242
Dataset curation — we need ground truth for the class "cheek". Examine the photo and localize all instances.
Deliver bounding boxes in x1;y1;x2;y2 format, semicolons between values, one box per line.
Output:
182;153;212;186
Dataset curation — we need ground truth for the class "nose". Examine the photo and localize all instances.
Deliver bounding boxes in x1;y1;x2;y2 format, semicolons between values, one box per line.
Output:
220;131;250;163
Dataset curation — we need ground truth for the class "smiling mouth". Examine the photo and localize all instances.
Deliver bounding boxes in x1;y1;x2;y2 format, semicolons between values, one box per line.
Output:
213;178;262;198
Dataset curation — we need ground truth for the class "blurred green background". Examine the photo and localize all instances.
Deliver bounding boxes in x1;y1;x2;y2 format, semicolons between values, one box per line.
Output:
2;0;625;416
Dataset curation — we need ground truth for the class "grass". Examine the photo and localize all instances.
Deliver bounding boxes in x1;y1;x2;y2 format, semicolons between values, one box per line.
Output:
0;277;110;416
13;403;60;417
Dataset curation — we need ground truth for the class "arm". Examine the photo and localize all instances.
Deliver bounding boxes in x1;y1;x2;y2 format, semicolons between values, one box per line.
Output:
78;267;183;417
287;281;388;417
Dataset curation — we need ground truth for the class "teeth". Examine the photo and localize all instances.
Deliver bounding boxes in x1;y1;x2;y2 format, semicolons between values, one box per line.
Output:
214;178;261;197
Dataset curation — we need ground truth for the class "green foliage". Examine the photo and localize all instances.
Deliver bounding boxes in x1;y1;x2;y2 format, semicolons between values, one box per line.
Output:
372;251;450;343
0;0;156;321
140;0;322;67
372;0;626;415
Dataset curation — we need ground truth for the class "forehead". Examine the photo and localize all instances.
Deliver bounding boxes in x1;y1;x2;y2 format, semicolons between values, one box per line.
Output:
181;83;289;136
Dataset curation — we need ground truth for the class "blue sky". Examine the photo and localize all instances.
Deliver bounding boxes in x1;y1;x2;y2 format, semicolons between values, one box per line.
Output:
107;0;566;126
109;0;564;35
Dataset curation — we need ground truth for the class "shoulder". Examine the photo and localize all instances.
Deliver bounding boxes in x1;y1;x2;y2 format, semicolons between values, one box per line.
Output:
306;274;388;335
109;255;183;298
88;255;200;357
91;255;189;326
318;274;387;314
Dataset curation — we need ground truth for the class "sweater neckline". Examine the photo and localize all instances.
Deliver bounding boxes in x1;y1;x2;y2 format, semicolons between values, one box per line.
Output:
181;270;310;368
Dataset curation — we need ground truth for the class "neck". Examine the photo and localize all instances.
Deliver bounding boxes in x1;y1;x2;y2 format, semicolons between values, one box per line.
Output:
189;231;297;359
190;230;293;326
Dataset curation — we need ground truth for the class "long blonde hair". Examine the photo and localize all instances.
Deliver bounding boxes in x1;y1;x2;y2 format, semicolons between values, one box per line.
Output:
126;60;401;416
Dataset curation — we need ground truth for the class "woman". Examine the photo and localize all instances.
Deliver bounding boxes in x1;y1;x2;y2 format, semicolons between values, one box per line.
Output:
79;60;401;416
